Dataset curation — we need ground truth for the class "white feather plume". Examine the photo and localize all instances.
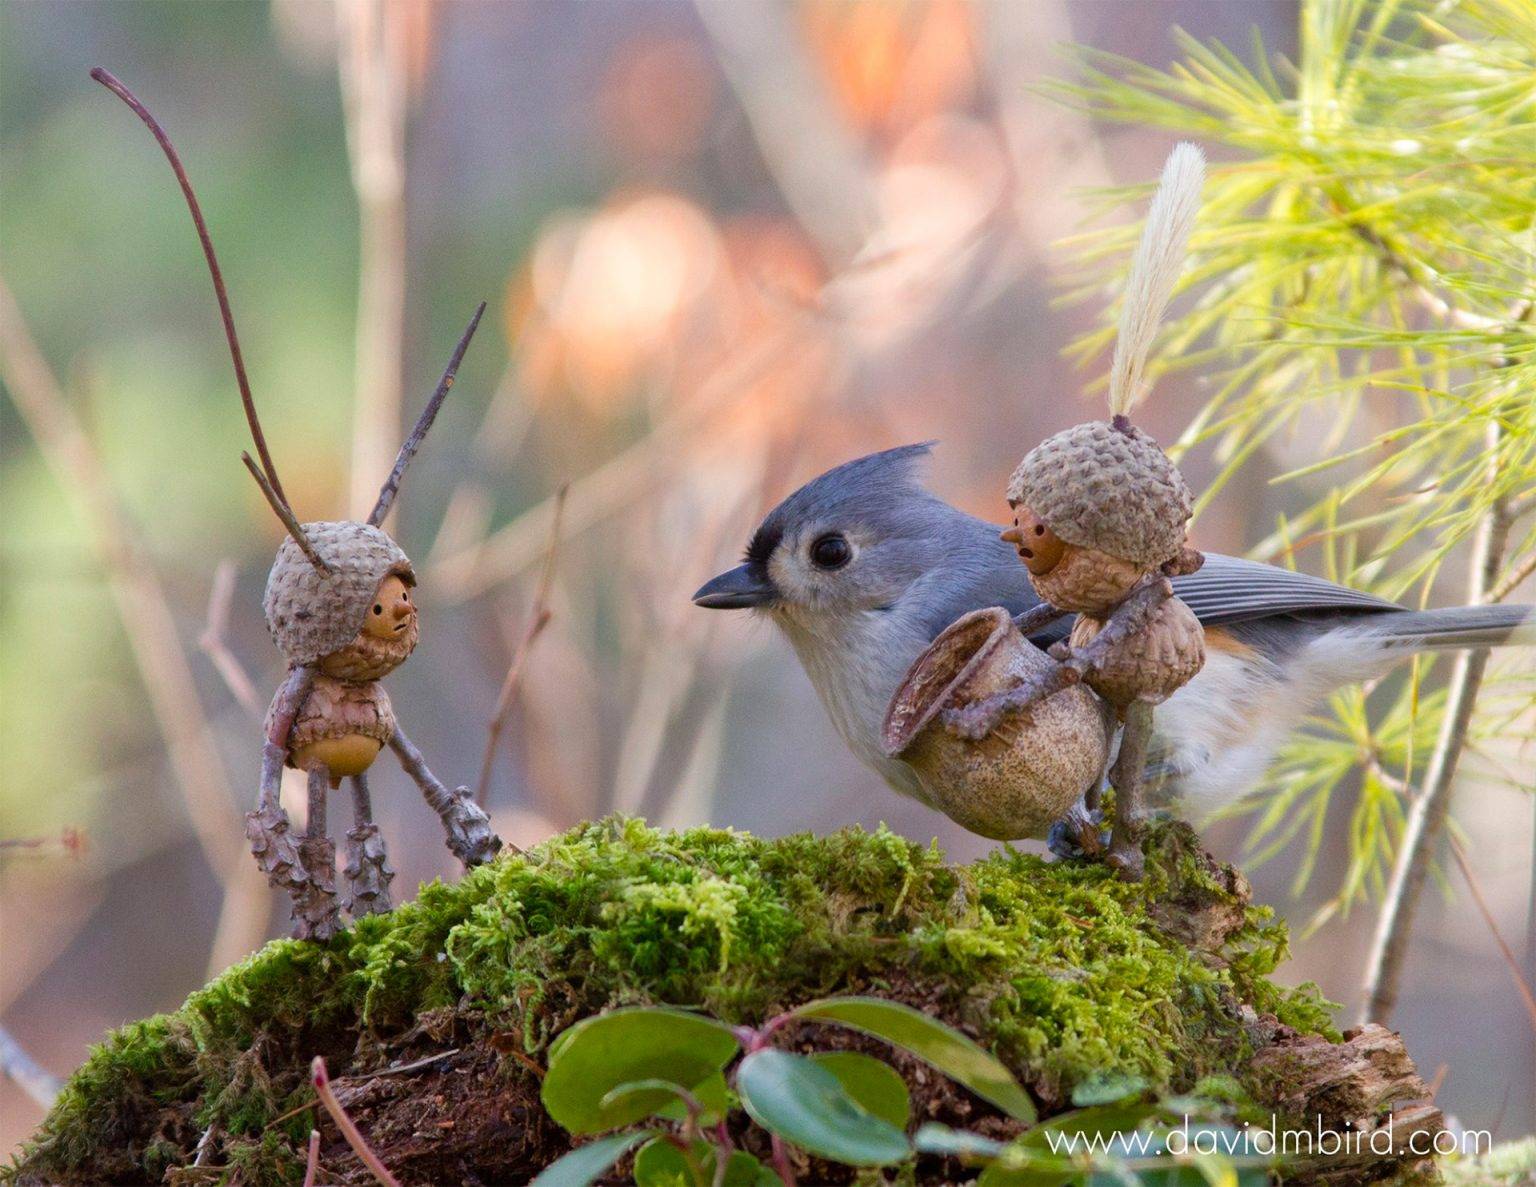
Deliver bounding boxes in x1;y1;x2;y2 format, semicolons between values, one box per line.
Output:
1107;142;1205;417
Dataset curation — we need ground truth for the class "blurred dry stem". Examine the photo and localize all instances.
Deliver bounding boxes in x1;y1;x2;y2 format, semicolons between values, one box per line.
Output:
476;485;568;808
692;0;874;267
0;828;86;861
1449;836;1536;1038
200;559;263;719
338;0;409;518
0;1022;60;1110
428;322;805;600
0;275;270;977
1362;416;1516;1024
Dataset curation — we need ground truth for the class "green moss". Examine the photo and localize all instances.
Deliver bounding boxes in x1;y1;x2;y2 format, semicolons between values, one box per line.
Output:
1443;1138;1536;1186
7;817;1336;1185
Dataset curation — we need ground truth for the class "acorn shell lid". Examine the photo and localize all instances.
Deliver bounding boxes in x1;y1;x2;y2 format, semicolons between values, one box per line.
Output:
263;521;413;664
1007;420;1192;567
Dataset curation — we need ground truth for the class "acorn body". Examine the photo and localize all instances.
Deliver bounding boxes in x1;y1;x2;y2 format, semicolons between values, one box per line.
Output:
268;675;397;785
1065;595;1204;706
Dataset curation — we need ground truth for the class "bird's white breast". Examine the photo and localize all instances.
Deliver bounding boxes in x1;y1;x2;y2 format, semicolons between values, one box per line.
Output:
773;605;934;803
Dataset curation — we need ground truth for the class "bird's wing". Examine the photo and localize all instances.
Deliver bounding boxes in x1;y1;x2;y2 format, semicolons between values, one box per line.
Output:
912;529;1397;649
1171;553;1400;624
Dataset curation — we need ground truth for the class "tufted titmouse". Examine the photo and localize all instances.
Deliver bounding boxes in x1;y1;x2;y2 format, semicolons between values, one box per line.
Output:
693;443;1533;823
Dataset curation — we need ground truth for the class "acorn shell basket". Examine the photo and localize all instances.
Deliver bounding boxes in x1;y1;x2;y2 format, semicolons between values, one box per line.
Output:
882;607;1111;840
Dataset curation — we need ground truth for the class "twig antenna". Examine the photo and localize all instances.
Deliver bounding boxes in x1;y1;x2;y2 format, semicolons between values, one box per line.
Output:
90;66;325;570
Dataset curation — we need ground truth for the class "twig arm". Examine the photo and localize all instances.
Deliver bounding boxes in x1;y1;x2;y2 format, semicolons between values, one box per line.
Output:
1012;601;1066;637
389;725;508;866
1068;577;1173;665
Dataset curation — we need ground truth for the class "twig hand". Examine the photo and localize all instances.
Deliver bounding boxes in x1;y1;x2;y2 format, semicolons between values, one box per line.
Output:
940;666;1079;740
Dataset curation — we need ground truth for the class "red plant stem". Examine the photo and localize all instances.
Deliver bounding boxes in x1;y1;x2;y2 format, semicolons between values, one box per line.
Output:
311;1056;401;1187
302;1130;321;1187
769;1134;797;1187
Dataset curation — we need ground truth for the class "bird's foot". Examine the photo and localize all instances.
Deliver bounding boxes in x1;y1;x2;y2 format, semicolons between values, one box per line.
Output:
1047;807;1109;861
439;787;505;868
343;823;394;916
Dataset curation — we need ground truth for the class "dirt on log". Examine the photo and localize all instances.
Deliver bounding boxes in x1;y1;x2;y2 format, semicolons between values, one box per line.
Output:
5;818;1439;1185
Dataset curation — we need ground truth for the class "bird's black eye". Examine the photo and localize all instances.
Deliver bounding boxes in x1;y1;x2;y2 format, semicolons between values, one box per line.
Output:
373;604;383;615
810;533;851;570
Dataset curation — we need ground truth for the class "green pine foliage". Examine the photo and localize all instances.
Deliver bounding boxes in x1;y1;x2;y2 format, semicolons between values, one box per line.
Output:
1050;0;1536;919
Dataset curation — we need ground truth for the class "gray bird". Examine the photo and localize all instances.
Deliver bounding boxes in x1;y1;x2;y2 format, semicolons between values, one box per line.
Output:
692;443;1533;824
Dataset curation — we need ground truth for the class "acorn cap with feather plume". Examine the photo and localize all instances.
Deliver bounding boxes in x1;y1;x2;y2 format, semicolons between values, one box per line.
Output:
1008;143;1204;569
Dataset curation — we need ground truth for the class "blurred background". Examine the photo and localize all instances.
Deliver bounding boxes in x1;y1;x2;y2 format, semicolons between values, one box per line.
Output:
1;0;1531;1155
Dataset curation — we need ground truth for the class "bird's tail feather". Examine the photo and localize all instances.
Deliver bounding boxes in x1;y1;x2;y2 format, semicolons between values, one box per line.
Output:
1357;603;1535;651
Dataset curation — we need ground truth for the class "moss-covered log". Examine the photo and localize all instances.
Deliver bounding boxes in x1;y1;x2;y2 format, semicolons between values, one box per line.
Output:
5;819;1437;1185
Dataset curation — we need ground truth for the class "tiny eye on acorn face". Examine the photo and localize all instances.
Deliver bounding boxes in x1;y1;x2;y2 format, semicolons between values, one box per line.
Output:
810;533;852;571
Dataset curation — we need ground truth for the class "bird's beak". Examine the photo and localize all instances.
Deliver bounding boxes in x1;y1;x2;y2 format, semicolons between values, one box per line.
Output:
692;563;777;609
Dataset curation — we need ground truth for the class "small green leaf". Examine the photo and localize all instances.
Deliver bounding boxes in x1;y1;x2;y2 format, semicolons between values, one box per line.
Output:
790;997;1035;1122
654;1070;731;1124
718;1151;776;1186
1022;1103;1157;1149
633;1140;773;1187
912;1123;1005;1160
543;1008;739;1135
632;1136;700;1187
1071;1073;1147;1107
808;1051;910;1129
599;1079;706;1125
975;1143;1076;1187
736;1049;910;1167
530;1130;656;1187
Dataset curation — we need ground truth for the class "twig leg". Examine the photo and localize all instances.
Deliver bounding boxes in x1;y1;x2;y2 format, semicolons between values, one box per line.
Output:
291;765;342;940
389;727;506;867
344;773;394;916
1106;702;1154;882
246;666;314;899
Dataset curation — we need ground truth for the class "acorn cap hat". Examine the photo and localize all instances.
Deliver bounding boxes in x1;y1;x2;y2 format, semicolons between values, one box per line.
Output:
1007;420;1192;567
263;521;414;664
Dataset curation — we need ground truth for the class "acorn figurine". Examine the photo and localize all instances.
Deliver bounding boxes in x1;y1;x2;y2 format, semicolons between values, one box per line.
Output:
943;143;1209;881
95;68;503;938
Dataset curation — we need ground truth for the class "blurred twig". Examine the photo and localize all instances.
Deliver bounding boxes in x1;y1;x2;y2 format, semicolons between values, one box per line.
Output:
0;828;86;861
0;275;270;977
428;322;805;599
1449;836;1536;1037
199;560;263;719
692;0;873;267
0;1022;59;1110
337;0;410;518
1362;417;1516;1023
476;485;567;808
